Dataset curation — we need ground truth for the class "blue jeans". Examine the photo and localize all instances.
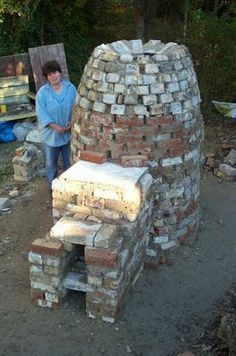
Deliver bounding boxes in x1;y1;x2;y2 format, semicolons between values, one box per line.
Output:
43;143;71;188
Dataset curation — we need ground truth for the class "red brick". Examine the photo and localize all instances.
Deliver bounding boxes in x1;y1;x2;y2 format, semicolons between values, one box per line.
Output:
80;144;97;152
146;117;160;126
31;290;45;301
116;116;144;127
90;113;113;126
102;126;114;135
97;132;113;141
158;139;182;150
156;116;174;125
98;141;125;160
222;143;232;150
31;239;63;256
176;201;198;221
173;130;184;139
120;155;148;167
159;257;174;266
127;142;155;153
180;351;196;356
80;150;107;164
101;304;120;319
143;256;160;270
143;142;156;152
179;223;197;245
51;302;62;309
97;139;110;151
85;246;118;268
169;146;184;157
117;135;143;144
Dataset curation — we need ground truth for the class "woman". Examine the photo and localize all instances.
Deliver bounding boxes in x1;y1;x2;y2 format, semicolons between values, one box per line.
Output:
36;60;77;190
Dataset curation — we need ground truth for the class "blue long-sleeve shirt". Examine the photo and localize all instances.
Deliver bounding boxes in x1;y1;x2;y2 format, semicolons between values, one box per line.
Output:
36;80;77;147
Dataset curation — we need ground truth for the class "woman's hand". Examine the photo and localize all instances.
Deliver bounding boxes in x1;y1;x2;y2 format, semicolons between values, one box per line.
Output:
49;123;67;134
66;121;72;131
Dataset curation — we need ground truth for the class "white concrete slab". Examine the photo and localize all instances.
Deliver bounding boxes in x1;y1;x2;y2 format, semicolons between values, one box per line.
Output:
59;161;147;189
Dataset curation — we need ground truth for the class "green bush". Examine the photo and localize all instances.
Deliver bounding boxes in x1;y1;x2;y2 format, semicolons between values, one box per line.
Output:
186;9;236;119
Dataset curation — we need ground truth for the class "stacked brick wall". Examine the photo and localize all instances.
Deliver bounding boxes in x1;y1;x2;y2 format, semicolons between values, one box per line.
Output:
71;39;203;247
29;161;153;322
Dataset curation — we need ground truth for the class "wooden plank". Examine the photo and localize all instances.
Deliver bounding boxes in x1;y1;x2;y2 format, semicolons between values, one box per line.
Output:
0;110;36;123
13;53;31;76
27;91;36;100
0;84;29;98
0;55;16;77
0;95;29;105
47;43;69;80
29;43;69;92
0;75;29;88
14;52;35;91
38;45;51;65
28;46;46;92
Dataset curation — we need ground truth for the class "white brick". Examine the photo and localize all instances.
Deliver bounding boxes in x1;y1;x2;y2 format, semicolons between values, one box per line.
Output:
134;105;147;115
142;75;156;85
114;84;125;93
87;275;103;287
150;83;164;94
161;157;183;166
103;93;116;104
94;224;117;248
63;272;93;293
111;104;125;115
43;255;61;267
93;102;107;113
45;292;59;303
106;73;120;83
28;251;42;265
143;95;157;106
145;63;159;74
79;97;92;110
31;281;57;293
120;54;133;63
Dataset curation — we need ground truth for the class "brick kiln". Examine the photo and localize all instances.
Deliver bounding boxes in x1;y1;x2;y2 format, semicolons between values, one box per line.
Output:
29;39;203;322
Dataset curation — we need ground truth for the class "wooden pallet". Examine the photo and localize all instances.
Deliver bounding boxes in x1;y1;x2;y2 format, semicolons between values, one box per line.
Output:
0;75;36;122
0;43;69;123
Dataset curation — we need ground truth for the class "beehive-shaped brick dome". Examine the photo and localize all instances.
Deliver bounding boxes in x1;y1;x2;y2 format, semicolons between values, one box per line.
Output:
71;39;204;244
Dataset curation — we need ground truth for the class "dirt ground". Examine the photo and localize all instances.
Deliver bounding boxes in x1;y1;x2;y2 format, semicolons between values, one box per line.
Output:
0;120;236;356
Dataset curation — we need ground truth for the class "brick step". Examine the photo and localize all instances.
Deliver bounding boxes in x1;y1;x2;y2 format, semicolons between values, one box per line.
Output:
50;216;116;248
63;272;93;293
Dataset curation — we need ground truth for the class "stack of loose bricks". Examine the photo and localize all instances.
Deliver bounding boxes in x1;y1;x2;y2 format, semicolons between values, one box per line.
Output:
29;162;154;322
29;39;203;322
13;143;45;182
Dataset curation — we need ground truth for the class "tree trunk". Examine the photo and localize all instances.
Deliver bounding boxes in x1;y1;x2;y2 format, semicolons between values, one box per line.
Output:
135;0;159;42
183;0;189;43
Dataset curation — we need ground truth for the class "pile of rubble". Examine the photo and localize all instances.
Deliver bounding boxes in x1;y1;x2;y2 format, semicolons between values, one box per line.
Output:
12;143;45;182
204;146;236;181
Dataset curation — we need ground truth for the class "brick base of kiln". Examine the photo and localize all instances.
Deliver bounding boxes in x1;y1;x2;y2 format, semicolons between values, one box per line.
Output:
29;161;154;322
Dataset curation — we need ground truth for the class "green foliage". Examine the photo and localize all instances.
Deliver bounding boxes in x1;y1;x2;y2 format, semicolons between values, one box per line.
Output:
0;0;42;54
186;8;236;117
0;0;235;120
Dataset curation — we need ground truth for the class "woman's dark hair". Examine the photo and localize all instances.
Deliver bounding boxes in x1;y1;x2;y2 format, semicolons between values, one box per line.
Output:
42;60;62;78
